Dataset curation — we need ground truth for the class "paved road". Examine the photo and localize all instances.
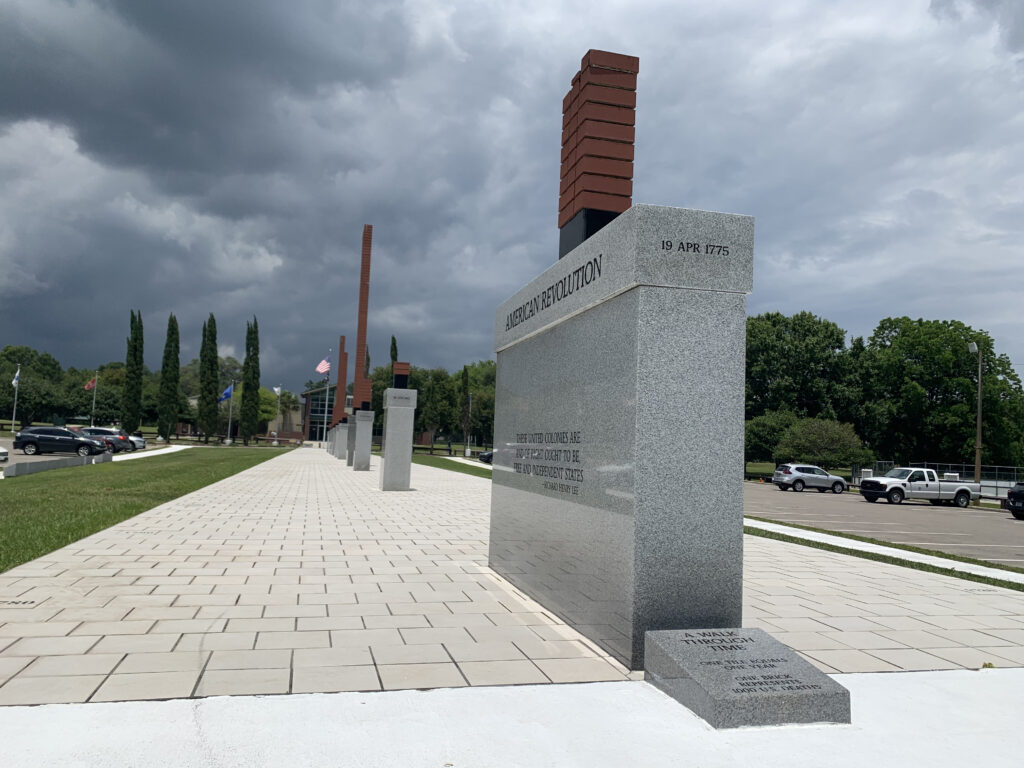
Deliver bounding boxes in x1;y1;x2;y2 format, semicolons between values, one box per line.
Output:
744;480;1024;566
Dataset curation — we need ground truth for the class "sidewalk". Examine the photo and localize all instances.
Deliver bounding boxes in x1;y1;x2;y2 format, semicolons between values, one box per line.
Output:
1;448;1023;765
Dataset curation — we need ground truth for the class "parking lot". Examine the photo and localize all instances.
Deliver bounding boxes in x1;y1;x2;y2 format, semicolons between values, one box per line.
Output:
745;480;1024;567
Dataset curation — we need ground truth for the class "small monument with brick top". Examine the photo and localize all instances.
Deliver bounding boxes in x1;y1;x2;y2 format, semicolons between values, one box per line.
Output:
380;362;416;491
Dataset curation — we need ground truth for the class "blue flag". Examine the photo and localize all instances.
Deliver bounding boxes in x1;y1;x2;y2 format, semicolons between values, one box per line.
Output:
218;383;234;402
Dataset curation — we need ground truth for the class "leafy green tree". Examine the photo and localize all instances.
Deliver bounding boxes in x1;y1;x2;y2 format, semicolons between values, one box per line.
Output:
746;312;857;421
198;314;219;441
120;310;144;432
855;317;1024;465
257;387;279;431
156;314;180;439
278;389;300;412
745;409;798;463
240;317;261;444
464;360;495;447
369;364;392;426
772;419;872;469
459;365;471;448
415;367;455;452
179;357;201;398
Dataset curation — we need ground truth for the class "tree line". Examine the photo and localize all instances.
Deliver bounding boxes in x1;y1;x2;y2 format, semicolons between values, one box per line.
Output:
7;309;1020;466
745;312;1024;468
2;311;294;444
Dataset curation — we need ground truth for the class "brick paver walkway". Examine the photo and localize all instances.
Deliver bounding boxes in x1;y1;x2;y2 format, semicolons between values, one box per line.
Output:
1;449;1023;705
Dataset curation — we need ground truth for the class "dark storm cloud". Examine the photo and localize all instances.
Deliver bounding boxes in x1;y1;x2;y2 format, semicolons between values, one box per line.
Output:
2;0;1024;395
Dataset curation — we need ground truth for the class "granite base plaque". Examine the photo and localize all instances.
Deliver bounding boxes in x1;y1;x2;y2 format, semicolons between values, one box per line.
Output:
353;410;374;471
346;420;356;467
645;628;851;728
489;204;753;669
380;388;416;491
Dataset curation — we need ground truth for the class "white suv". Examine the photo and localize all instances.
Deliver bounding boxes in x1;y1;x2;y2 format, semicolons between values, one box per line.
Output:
773;464;846;494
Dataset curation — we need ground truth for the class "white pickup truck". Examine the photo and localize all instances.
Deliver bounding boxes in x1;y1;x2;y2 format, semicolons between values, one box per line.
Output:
859;468;981;507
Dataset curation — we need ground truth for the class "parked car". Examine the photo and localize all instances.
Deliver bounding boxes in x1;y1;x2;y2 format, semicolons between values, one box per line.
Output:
128;431;147;451
773;464;847;494
1004;482;1024;520
76;426;134;452
479;450;494;465
0;445;8;463
13;427;107;456
859;467;980;507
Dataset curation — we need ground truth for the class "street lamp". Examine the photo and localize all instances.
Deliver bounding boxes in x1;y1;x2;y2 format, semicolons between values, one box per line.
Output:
968;342;982;497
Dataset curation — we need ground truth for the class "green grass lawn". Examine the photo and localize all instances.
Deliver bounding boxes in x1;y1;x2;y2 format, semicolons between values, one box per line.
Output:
411;453;493;479
0;447;288;573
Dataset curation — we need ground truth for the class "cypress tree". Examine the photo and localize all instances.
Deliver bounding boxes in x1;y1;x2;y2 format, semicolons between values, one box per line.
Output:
121;310;144;432
240;316;261;444
460;365;471;448
198;313;219;442
156;313;180;440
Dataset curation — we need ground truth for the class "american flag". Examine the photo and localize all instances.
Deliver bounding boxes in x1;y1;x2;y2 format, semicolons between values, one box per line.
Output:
84;377;97;391
315;356;331;374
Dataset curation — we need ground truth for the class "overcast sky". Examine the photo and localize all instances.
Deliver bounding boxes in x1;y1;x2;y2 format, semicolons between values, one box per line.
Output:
1;0;1022;394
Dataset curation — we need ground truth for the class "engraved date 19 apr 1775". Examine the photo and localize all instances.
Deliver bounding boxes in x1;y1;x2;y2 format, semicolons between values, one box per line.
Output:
660;240;729;256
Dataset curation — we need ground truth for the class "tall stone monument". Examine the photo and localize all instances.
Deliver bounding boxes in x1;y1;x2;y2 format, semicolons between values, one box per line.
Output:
330;336;348;460
380;362;416;491
351;224;375;471
489;51;752;671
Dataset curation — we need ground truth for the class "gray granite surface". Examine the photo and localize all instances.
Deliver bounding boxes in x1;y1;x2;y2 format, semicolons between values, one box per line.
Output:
2;452;112;478
346;418;356;466
645;628;851;728
353;411;373;471
489;204;753;669
380;388;416;491
494;204;753;352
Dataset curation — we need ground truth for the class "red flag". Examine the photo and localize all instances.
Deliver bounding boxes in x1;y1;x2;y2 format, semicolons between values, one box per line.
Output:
84;378;97;391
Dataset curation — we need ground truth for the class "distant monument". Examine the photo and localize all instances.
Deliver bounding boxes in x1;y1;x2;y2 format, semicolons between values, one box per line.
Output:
351;224;374;471
380;362;416;491
330;335;349;460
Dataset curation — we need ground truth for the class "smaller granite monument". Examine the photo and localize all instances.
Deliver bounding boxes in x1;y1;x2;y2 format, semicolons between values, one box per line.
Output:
380;362;416;491
352;410;373;471
645;629;851;728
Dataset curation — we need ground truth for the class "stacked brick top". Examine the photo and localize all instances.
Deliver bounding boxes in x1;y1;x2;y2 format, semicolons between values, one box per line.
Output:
558;50;639;229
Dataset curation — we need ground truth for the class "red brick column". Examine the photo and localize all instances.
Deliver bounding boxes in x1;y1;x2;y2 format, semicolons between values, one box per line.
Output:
330;335;347;427
558;50;638;257
352;224;373;411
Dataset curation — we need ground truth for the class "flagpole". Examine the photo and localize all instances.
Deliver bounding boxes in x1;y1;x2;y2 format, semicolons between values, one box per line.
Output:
225;379;236;445
10;364;20;433
90;371;99;426
222;382;234;448
319;349;331;444
273;385;281;446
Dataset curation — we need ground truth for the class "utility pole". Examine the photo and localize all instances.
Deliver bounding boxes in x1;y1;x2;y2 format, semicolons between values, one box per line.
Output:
969;341;983;505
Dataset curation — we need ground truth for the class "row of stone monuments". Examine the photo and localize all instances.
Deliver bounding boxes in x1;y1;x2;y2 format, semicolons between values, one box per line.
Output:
324;385;417;492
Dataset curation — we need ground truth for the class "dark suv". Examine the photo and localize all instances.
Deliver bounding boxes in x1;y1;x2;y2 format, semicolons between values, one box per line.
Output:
13;427;107;457
74;426;134;452
1006;483;1024;521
